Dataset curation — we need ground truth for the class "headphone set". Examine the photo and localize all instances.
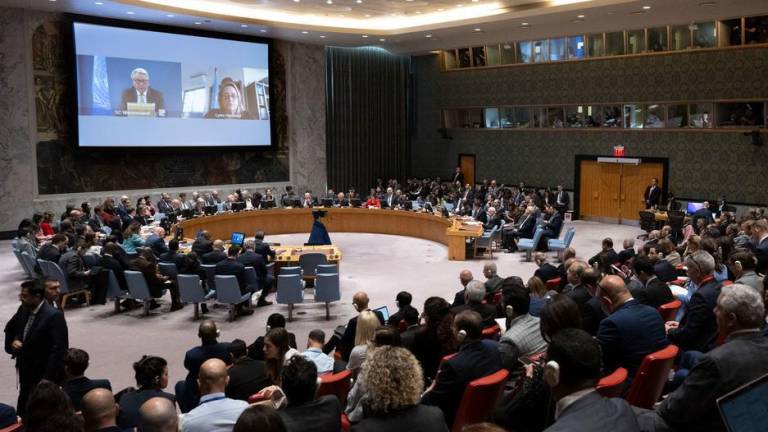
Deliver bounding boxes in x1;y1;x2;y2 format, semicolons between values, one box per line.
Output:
543;360;561;388
456;329;467;343
505;305;514;318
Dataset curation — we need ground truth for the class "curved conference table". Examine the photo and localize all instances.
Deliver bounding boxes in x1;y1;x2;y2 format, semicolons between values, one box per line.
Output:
178;207;483;260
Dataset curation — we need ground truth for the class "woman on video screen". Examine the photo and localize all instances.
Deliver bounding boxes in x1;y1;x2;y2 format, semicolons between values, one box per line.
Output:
204;77;256;120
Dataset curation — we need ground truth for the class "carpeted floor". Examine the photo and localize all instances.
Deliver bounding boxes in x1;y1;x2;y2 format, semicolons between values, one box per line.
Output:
0;220;641;406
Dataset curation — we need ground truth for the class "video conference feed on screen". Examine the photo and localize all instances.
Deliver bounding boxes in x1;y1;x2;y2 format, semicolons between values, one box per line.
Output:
73;22;272;148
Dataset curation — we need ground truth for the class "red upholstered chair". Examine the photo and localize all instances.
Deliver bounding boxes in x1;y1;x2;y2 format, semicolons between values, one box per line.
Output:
333;351;342;361
340;413;351;432
545;277;561;291
481;323;502;341
317;369;353;406
491;291;503;305
596;367;628;398
434;353;458;381
451;369;510;432
657;299;682;322
625;345;678;409
0;422;22;432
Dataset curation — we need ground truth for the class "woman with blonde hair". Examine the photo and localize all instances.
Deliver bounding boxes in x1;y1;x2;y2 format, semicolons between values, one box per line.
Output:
346;310;380;373
527;276;549;317
350;346;446;431
204;77;256;119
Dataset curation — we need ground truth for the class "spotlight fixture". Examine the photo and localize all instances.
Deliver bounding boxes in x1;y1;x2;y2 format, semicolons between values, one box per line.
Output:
301;30;309;34
577;14;585;18
362;34;368;38
320;35;326;38
379;38;386;41
425;34;432;38
642;5;651;9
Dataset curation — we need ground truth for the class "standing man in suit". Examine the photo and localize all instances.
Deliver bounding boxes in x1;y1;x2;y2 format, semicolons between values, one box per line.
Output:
451;167;464;185
4;279;69;418
644;178;661;209
421;310;502;426
554;184;569;213
542;329;641;431
596;275;668;377
61;348;112;411
749;219;768;274
119;68;165;114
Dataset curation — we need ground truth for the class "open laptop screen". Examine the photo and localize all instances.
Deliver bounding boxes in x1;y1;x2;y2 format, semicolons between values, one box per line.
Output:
230;232;245;246
718;372;768;432
373;306;390;323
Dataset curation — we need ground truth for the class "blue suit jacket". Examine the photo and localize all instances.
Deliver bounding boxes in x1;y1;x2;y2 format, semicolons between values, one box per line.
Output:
668;278;721;352
422;339;502;426
144;234;168;257
597;299;668;376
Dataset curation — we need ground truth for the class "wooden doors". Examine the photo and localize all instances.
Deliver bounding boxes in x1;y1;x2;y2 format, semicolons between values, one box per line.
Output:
579;160;664;224
459;154;476;186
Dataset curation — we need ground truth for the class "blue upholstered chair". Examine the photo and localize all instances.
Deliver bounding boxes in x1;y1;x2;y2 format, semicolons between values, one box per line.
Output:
548;227;575;259
276;274;304;321
178;274;215;320
518;228;544;262
474;225;499;259
124;270;160;316
316;264;338;275
314;273;341;320
215;275;252;321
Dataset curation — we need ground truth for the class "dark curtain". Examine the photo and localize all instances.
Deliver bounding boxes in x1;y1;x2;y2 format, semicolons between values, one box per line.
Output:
326;47;410;194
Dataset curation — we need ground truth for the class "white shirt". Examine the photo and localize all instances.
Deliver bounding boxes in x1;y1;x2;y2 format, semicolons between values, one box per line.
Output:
135;89;149;104
181;392;248;432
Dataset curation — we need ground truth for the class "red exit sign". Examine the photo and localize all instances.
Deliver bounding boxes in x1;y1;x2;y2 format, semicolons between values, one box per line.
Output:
613;145;625;157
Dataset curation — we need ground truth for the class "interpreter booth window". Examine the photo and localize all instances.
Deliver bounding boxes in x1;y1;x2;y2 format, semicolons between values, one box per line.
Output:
648;27;668;52
458;48;472;68
666;104;688;128
484;108;500;128
517;41;532;64
444;50;458;70
744;15;768;44
531;107;548;128
567;35;586;59
716;102;765;127
532;40;549;63
670;25;692;50
606;32;625;56
547;107;565;128
472;46;487;67
644;104;665;128
718;19;742;47
692;22;717;48
549;38;566;61
499;107;514;128
485;45;501;66
627;29;645;54
624;105;646;129
566;105;600;127
500;43;516;64
602;106;623;127
514;107;532;128
588;33;605;57
688;103;714;128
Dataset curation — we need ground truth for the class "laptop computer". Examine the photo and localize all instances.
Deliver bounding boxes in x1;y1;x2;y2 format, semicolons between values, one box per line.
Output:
230;232;245;247
686;202;705;214
373;306;390;323
717;372;768;432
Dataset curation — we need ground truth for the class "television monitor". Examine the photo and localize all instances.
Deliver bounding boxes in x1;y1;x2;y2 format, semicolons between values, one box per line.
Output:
181;209;194;219
71;19;273;149
718;373;768;432
374;306;390;323
321;198;334;207
260;200;275;209
203;205;217;215
230;232;245;246
350;198;362;208
380;200;390;208
687;202;706;214
231;202;246;212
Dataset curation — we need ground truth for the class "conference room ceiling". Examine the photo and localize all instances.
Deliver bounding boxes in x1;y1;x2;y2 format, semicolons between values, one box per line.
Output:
7;0;768;53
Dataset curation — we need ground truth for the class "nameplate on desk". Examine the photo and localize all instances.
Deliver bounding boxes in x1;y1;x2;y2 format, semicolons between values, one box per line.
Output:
597;157;641;165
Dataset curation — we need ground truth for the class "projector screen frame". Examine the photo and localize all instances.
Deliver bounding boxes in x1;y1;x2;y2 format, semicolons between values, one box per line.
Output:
65;13;278;153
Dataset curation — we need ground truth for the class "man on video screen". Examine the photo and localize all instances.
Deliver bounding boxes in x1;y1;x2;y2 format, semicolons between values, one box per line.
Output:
119;67;165;115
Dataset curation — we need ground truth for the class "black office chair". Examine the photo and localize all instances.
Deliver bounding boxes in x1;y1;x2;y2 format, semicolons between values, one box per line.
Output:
637;211;658;240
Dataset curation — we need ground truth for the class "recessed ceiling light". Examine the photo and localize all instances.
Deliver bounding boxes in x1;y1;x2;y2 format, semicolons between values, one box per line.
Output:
379;38;386;41
293;0;300;2
362;34;368;38
416;11;422;14
457;4;464;7
326;0;332;4
356;0;363;3
241;24;248;28
425;34;432;38
472;0;479;2
48;0;56;2
260;29;268;33
577;14;585;18
166;14;174;18
194;21;202;25
474;28;482;32
127;11;135;15
365;14;371;17
438;8;444;11
94;1;103;5
320;35;326;38
642;5;651;9
521;22;529;25
301;30;309;34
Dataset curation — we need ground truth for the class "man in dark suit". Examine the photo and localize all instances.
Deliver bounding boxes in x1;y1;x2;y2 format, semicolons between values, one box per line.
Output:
158;239;186;270
98;242;128;291
483;207;503;231
451;166;464;185
533;252;559;283
422;310;502;426
451;269;474;308
144;227;169;257
471;202;487;224
596;275;668;377
554;184;569;213
666;251;722;352
587;238;619;269
37;233;68;263
191;231;214;256
503;206;536;252
176;320;232;413
118;68;165;114
749;219;768;274
388;291;419;327
215;245;254;316
60;245;92;294
335;292;385;361
643;178;661;209
644;283;768;432
201;240;227;264
713;196;736;218
691;201;715;229
253;231;276;262
61;348;112;411
538;206;564;251
238;240;273;307
451;281;497;327
3;279;69;418
277;356;341;432
617;239;636;266
631;255;674;308
566;265;603;336
226;339;270;401
542;329;641;431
